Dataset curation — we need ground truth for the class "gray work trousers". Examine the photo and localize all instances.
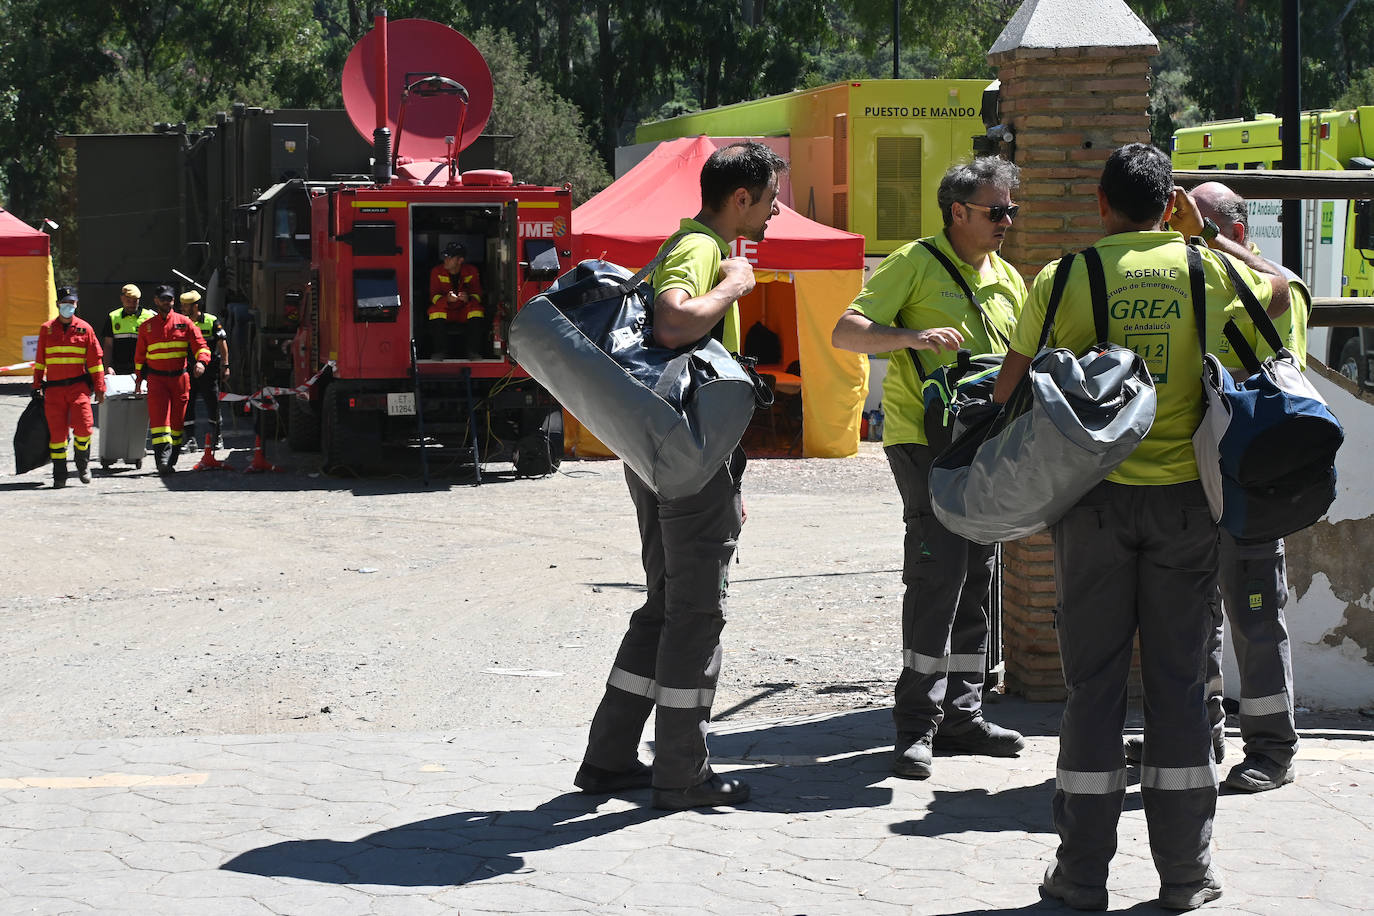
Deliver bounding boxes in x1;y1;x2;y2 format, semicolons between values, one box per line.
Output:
885;443;993;739
1051;481;1219;889
580;459;742;789
1207;533;1297;767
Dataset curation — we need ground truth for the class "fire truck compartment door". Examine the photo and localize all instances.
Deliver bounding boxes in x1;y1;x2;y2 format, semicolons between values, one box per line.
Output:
524;239;560;280
354;269;401;322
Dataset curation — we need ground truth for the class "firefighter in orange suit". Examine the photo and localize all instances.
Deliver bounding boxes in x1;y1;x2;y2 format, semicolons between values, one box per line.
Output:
33;286;106;488
427;242;485;358
134;284;209;475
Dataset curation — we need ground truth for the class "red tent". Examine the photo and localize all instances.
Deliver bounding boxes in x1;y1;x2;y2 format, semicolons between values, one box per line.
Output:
569;136;869;458
0;208;49;257
573;136;864;270
0;208;55;374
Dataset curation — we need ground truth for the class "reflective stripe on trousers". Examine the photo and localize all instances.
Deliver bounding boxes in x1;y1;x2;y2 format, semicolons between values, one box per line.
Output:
580;460;741;790
1216;533;1298;767
1051;481;1219;889
902;650;986;677
606;666;716;710
885;443;992;738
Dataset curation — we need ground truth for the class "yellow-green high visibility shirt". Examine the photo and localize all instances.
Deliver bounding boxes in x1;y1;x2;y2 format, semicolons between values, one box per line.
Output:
1009;232;1274;486
1211;247;1309;372
848;230;1026;447
650;219;740;354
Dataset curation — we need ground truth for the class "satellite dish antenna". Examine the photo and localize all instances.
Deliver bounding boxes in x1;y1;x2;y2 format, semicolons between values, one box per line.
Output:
341;17;493;164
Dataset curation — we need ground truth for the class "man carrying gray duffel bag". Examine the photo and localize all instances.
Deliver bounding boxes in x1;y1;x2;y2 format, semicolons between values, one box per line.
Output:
509;246;769;500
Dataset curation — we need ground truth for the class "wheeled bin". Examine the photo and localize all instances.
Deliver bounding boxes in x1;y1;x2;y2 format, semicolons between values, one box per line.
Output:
99;392;148;470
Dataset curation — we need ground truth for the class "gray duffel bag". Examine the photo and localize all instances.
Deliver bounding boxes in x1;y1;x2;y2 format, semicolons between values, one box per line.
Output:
929;249;1158;544
509;244;768;500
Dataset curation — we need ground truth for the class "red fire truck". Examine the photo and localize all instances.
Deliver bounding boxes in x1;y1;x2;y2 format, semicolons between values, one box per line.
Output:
285;14;570;478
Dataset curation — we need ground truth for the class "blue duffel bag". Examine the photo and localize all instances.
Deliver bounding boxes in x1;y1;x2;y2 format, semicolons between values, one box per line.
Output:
1193;257;1344;541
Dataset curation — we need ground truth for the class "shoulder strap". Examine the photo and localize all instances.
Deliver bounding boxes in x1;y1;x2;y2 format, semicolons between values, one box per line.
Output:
1186;242;1207;359
1036;252;1077;352
624;232;696;292
917;239;1011;348
1081;247;1110;345
1217;253;1287;373
580;231;703;308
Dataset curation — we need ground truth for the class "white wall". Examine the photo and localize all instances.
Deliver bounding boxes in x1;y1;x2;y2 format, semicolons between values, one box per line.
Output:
1223;364;1374;711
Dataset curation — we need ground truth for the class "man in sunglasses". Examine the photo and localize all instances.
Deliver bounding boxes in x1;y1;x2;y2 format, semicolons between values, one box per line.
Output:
832;156;1027;781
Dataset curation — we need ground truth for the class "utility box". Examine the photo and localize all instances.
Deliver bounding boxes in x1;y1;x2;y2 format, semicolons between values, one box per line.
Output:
270;122;310;181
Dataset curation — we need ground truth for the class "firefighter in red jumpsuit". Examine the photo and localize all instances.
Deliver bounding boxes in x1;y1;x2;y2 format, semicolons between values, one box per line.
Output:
133;284;210;475
33;286;106;488
427;242;485;359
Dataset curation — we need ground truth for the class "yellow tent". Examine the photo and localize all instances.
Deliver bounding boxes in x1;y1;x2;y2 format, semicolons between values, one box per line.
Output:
0;208;56;376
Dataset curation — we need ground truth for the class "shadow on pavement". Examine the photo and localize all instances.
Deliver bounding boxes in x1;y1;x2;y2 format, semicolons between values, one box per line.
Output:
220;706;1069;888
222;795;664;886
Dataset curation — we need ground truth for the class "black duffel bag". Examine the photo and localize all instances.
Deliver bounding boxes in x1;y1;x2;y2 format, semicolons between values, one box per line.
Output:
14;394;51;475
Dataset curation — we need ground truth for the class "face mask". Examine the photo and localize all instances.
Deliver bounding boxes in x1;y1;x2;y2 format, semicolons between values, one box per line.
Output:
58;303;77;319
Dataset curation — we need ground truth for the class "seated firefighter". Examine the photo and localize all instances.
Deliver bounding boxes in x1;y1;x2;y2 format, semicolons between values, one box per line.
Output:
426;242;485;359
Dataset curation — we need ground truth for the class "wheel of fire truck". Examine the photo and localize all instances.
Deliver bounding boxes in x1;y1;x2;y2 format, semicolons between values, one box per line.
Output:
287;393;322;452
1338;337;1365;387
510;408;564;478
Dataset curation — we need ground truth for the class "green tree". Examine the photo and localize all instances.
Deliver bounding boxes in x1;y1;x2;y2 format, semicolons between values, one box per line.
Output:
837;0;1019;80
1134;0;1374;122
471;27;610;203
1334;66;1374;108
0;0;112;214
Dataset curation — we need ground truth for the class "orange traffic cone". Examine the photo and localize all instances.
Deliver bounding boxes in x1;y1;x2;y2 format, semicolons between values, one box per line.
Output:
192;433;228;471
243;434;282;474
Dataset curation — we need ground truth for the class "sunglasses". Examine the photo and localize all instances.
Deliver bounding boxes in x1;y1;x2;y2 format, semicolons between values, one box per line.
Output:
962;202;1020;222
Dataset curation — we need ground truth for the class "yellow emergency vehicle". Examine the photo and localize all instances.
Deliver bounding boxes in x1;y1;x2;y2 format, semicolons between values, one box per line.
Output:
1172;107;1374;382
633;80;998;258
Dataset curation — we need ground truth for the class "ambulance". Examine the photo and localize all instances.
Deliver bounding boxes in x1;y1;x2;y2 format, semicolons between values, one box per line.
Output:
1172;107;1374;384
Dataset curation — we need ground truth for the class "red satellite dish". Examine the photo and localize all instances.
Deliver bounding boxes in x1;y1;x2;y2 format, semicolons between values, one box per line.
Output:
341;18;493;160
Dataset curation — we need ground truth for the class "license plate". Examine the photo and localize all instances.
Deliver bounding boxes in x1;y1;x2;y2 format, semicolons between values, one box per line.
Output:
386;392;416;416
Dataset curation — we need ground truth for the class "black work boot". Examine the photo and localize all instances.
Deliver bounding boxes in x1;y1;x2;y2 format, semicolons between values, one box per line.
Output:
154;444;173;476
52;459;68;488
169;442;183;470
74;449;91;484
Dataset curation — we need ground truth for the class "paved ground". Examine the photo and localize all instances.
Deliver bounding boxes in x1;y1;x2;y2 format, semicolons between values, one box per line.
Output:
3;382;1372;913
2;697;1370;915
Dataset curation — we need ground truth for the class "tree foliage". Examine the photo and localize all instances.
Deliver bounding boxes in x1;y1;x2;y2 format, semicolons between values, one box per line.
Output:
1132;0;1374;127
3;0;1374;270
471;27;610;204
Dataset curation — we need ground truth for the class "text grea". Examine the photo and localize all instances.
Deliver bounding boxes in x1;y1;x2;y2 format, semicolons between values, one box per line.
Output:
1111;298;1182;320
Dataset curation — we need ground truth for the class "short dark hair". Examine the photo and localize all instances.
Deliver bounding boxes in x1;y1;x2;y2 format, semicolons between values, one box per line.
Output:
700;141;788;212
442;242;466;259
937;157;1020;227
1099;143;1174;225
1210;193;1249;234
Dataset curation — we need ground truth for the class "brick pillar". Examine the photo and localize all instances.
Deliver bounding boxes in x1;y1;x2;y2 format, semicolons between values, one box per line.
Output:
985;3;1159;700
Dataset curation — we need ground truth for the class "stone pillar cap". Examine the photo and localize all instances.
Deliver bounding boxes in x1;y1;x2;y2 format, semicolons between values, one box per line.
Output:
990;0;1158;55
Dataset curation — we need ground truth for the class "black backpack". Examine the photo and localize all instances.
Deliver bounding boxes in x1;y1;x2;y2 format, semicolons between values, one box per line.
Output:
743;320;783;365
